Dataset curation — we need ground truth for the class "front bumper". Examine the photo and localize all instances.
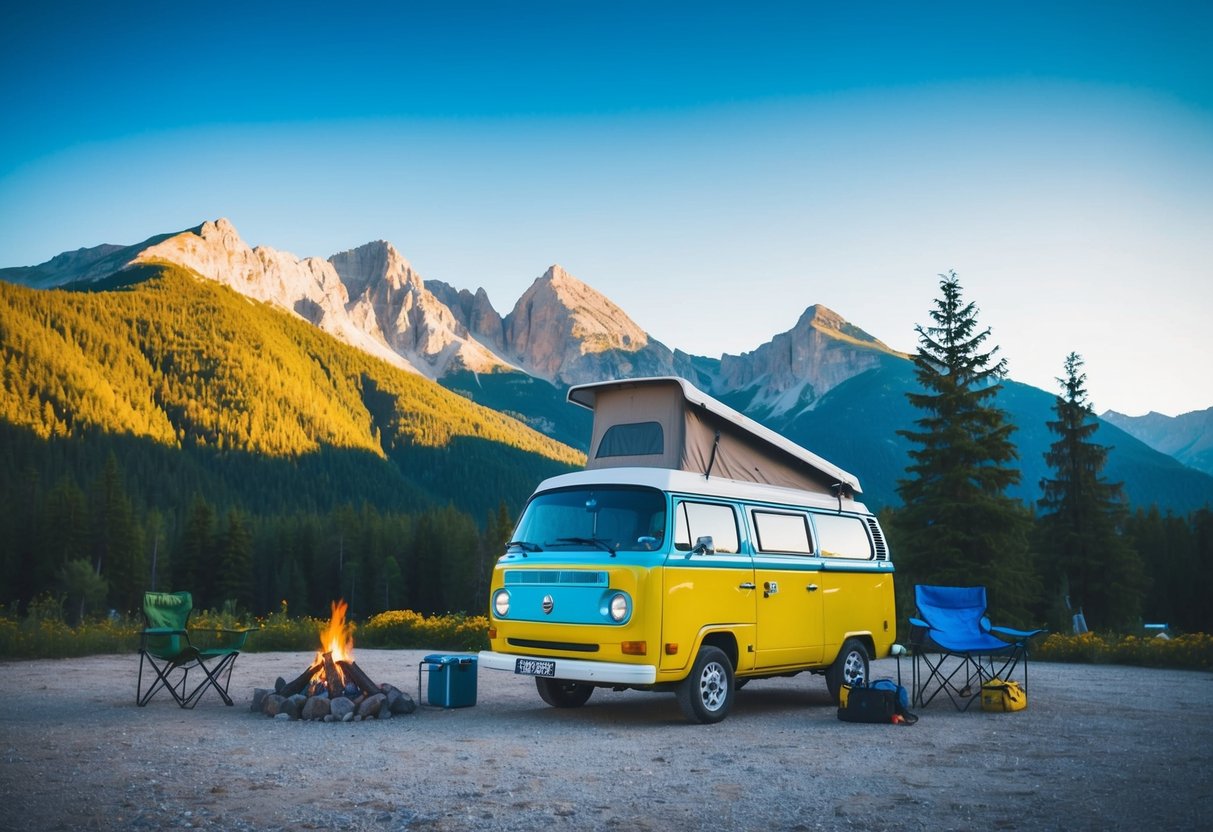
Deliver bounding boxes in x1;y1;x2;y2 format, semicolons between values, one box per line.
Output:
479;650;658;686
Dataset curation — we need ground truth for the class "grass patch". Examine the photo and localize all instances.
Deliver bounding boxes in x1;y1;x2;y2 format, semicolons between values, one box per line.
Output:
0;597;489;659
1034;631;1213;670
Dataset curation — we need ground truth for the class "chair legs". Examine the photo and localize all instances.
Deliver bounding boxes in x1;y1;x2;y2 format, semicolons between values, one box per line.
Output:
137;649;241;709
912;648;1025;711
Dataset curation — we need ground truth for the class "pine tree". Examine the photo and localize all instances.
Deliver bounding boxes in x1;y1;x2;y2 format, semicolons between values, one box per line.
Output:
1037;352;1143;630
89;454;143;613
894;271;1038;623
177;495;216;608
215;509;254;611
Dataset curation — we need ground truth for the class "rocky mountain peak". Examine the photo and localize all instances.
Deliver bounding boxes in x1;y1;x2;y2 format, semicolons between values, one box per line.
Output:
716;303;903;418
502;265;680;385
328;240;418;299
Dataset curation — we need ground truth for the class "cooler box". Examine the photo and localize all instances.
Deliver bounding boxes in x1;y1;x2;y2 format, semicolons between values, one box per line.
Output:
419;654;478;708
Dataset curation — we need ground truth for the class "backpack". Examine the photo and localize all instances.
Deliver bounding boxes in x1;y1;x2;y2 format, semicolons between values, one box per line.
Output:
838;679;918;724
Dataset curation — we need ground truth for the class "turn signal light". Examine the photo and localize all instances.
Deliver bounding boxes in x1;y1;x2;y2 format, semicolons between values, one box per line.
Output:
621;641;647;655
664;643;679;655
487;627;497;639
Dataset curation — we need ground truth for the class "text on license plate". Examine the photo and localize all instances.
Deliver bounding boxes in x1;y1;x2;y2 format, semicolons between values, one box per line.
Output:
515;658;556;677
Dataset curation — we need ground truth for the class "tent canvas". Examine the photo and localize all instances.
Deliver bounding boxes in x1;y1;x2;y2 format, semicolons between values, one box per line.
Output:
567;376;861;497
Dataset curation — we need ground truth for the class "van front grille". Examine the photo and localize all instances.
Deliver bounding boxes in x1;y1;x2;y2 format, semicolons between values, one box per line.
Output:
508;638;600;653
505;570;608;586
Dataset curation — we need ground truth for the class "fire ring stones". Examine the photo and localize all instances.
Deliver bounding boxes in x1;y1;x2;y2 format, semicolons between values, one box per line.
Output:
255;682;415;721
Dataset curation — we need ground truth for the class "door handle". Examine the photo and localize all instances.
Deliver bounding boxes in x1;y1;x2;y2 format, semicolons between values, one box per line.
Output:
807;584;819;592
739;582;756;590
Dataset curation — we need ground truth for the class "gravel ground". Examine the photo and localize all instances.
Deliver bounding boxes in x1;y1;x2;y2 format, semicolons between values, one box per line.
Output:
1;649;1210;831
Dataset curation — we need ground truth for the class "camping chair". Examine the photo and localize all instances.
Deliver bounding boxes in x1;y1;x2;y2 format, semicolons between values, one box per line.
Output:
137;591;251;708
908;585;1045;711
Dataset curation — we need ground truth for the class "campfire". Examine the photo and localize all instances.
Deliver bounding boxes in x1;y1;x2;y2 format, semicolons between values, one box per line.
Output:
254;600;415;721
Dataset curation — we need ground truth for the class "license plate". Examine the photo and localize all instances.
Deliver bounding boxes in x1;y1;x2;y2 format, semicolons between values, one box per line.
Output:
515;658;556;677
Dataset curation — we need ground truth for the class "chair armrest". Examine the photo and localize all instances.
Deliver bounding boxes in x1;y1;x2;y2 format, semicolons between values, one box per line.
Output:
190;627;252;650
989;625;1047;641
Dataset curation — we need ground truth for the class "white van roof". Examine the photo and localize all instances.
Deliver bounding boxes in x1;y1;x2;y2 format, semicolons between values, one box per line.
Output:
567;376;862;497
532;466;870;514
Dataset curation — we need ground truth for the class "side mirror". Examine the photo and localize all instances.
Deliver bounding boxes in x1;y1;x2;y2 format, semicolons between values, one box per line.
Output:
690;536;715;556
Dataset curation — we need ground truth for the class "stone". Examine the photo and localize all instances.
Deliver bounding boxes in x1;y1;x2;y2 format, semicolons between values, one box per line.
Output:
383;684;417;715
301;696;331;721
251;688;272;712
358;692;387;719
261;694;286;717
330;696;356;720
280;694;305;720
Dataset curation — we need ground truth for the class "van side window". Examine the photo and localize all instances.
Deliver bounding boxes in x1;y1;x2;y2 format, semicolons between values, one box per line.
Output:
596;421;664;458
752;510;814;554
813;513;873;559
674;501;739;554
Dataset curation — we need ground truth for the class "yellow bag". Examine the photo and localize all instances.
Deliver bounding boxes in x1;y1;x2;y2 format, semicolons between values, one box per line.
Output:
981;678;1027;712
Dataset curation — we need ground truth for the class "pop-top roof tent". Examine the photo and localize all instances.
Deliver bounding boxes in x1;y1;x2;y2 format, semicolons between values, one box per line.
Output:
567;376;862;498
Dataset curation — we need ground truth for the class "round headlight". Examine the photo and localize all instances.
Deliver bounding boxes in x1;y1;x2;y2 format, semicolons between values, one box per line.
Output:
493;589;510;617
608;593;629;622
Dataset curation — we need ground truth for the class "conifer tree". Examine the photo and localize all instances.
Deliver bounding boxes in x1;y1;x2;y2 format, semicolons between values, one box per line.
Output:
1038;353;1143;630
216;509;255;612
89;454;143;613
177;495;216;608
894;271;1037;622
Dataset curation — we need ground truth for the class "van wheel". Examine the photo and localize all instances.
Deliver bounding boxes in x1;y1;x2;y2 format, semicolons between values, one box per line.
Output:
826;638;870;704
536;677;594;708
676;646;734;724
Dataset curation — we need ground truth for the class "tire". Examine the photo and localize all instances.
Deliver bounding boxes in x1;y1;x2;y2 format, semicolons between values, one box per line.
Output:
676;646;735;724
535;677;594;708
826;638;870;704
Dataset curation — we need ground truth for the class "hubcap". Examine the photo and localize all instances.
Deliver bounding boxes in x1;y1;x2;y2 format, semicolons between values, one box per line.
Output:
699;661;728;711
844;651;866;685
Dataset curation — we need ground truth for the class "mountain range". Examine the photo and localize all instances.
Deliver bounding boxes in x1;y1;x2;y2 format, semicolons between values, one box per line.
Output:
4;217;1212;514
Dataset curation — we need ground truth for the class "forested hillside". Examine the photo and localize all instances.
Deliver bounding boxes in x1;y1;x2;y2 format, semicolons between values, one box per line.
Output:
0;264;582;618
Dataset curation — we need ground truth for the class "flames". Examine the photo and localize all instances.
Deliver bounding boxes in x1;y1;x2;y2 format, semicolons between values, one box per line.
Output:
313;600;355;684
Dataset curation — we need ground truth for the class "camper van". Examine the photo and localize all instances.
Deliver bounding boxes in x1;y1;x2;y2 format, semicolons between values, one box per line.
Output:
479;377;896;723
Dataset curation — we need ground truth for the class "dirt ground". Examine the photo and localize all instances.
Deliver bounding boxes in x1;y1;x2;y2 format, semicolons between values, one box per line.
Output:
1;649;1210;831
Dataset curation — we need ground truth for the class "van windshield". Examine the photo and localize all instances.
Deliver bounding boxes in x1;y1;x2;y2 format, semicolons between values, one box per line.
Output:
511;486;667;554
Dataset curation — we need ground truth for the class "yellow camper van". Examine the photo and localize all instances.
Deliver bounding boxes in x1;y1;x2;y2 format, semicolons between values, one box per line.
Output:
479;377;896;723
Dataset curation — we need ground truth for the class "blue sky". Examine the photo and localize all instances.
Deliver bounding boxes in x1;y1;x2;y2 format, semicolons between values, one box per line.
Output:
3;1;1211;416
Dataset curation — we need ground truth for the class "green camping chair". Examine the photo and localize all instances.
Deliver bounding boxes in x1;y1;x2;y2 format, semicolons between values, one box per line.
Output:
137;591;251;708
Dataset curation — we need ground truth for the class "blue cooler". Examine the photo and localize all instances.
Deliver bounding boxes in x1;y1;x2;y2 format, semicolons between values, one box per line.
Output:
419;654;478;708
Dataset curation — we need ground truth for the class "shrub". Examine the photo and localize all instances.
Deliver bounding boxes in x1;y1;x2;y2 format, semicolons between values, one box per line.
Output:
0;599;489;659
1035;631;1213;670
360;609;490;651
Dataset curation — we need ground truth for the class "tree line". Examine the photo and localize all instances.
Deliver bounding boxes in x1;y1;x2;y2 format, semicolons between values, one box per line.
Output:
888;271;1213;634
1;448;515;622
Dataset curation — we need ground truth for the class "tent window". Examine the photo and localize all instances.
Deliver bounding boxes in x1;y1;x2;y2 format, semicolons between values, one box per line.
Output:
596;421;664;458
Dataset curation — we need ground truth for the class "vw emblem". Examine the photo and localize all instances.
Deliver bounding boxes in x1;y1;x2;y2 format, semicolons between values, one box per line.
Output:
542;594;554;615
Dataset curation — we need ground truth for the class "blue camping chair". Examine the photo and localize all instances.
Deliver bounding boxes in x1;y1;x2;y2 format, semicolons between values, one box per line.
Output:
908;585;1045;710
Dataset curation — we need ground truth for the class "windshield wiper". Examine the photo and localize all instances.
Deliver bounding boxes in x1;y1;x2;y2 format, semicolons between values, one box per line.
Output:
506;540;542;554
553;537;617;556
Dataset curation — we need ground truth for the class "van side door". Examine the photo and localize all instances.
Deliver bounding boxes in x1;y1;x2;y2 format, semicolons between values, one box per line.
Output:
811;512;896;663
661;499;755;673
751;509;825;668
